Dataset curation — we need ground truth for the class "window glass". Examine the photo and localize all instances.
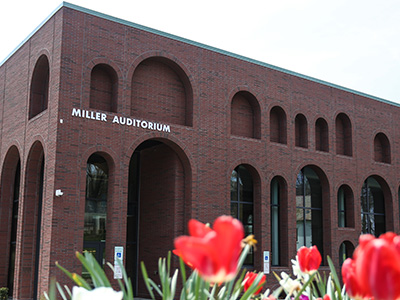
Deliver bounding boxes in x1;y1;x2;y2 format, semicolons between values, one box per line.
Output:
231;165;253;265
296;168;323;256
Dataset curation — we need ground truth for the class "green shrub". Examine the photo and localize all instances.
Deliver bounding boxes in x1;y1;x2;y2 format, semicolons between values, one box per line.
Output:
0;287;8;300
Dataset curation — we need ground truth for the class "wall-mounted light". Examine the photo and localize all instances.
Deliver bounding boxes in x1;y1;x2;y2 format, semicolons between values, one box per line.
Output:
55;189;64;197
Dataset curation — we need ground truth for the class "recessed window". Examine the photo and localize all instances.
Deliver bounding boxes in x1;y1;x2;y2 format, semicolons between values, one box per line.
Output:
231;92;261;139
374;132;391;164
339;241;354;266
337;185;354;228
295;114;308;148
335;113;352;156
361;177;385;237
271;176;287;266
231;165;254;265
315;118;329;152
84;154;109;267
296;167;323;257
270;106;287;144
29;55;49;119
90;64;118;112
131;57;193;126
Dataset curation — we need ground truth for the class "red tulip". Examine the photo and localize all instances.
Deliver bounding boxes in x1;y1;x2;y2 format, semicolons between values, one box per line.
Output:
341;257;370;299
341;233;400;300
174;215;244;283
297;246;322;273
243;271;266;295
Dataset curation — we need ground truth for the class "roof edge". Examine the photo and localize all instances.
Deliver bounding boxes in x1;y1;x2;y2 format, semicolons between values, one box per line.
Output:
1;1;399;107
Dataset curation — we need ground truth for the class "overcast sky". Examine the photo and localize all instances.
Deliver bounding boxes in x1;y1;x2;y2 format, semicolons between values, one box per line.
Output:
1;0;399;104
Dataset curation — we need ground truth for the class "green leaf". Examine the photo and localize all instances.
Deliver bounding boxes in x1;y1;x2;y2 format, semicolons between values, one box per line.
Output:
141;261;156;300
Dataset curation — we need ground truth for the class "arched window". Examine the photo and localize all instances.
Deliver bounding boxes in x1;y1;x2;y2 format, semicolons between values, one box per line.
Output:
361;177;386;236
84;154;109;267
29;55;49;119
271;176;288;266
296;167;323;256
339;241;354;266
90;64;118;112
374;133;391;164
295;114;308;148
338;185;354;228
335;113;352;156
231;91;261;139
270;106;287;144
315;118;329;152
231;165;254;265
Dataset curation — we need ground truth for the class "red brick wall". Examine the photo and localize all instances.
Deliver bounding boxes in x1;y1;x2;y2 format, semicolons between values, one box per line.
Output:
0;5;400;299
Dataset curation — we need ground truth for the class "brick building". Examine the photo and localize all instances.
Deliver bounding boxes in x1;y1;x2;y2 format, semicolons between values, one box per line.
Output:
1;3;399;299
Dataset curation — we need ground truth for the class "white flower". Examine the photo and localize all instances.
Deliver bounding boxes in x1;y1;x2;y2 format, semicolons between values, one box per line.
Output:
279;272;302;296
71;286;123;300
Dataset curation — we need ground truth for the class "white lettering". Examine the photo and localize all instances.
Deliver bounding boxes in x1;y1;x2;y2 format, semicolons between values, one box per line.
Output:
120;117;126;125
112;116;119;124
72;108;82;117
101;113;107;122
96;112;101;120
163;125;170;132
126;118;133;126
85;110;90;119
148;122;154;130
156;123;162;131
141;121;148;129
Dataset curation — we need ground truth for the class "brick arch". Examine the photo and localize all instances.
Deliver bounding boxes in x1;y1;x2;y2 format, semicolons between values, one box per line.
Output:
295;113;308;148
228;162;262;266
374;132;391;164
0;146;21;293
315;117;329;152
126;137;193;295
83;57;124;113
269;106;287;144
90;64;119;112
129;54;193;126
18;141;45;299
230;90;261;139
29;54;49;119
337;184;355;228
361;174;393;233
270;175;289;267
335;113;352;156
294;164;331;263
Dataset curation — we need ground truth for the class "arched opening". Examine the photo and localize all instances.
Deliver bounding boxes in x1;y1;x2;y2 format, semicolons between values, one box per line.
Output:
126;139;189;296
270;106;287;144
231;91;261;139
374;133;391;164
296;166;328;259
295;114;308;148
335;113;352;156
90;64;118;112
270;176;288;266
361;176;388;236
231;165;255;266
0;147;21;297
337;185;354;228
315;118;329;152
339;241;355;266
83;153;109;268
131;57;193;126
29;55;49;119
20;142;45;299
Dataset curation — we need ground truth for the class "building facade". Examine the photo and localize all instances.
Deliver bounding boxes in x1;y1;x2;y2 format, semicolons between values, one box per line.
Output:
1;3;400;299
